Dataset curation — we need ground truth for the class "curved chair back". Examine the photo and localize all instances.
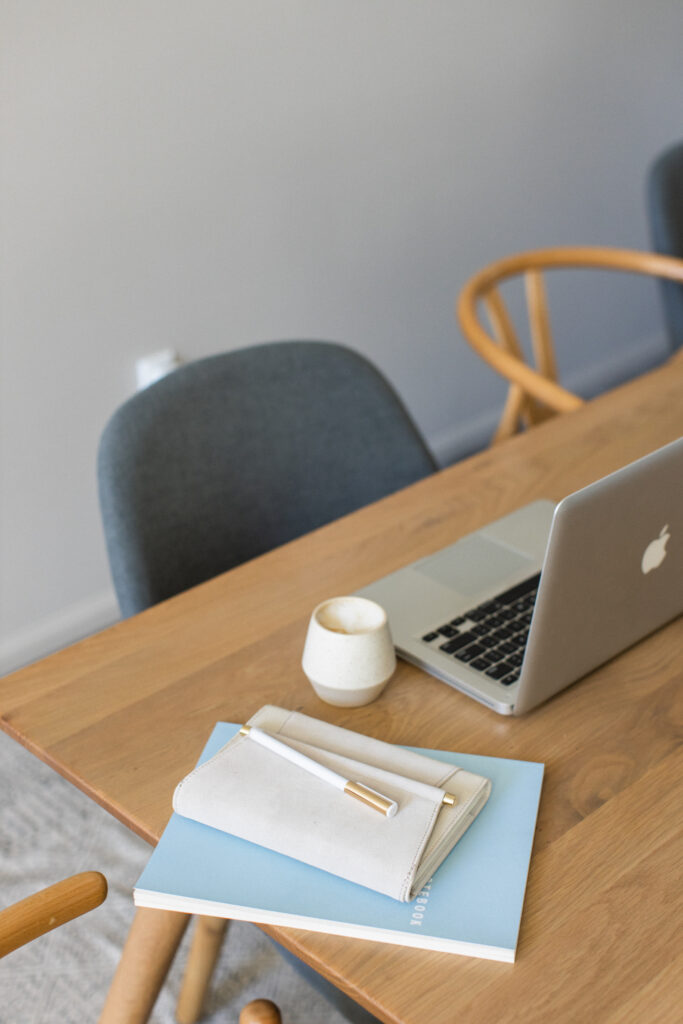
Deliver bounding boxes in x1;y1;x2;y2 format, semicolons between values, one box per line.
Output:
457;246;683;444
647;140;683;351
98;340;436;617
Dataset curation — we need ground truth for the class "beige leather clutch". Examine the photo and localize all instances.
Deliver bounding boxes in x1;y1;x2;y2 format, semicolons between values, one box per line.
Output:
173;705;491;902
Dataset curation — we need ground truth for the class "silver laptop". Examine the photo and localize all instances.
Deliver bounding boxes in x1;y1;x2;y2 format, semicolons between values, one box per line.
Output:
357;437;682;715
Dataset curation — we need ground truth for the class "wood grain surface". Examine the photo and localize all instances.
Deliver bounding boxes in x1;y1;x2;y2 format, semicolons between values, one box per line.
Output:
1;353;682;1023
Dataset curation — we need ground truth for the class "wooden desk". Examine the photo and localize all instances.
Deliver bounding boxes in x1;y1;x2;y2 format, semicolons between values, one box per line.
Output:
2;355;682;1024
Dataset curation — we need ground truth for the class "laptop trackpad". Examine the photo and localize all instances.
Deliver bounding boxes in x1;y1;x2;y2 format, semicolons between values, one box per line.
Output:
415;534;535;598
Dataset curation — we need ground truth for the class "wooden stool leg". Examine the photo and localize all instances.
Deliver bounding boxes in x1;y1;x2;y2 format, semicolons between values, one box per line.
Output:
98;907;190;1024
176;915;229;1024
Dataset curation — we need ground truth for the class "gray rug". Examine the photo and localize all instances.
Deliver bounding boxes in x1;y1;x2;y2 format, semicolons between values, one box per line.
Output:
0;731;353;1023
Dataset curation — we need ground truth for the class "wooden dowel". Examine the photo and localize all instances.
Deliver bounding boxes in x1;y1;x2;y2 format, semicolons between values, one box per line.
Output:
484;288;524;358
0;871;107;958
176;916;229;1024
525;269;558;384
98;907;190;1024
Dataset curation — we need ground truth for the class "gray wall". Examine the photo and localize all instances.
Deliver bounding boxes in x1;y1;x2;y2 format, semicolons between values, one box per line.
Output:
2;1;682;671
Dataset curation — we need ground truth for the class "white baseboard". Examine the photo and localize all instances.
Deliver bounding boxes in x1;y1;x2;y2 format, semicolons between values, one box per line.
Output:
0;590;120;676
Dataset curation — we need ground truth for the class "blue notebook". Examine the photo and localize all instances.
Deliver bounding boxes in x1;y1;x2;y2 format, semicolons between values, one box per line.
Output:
135;723;544;962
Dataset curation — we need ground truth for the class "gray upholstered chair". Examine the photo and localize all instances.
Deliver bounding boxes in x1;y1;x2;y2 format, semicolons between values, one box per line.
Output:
99;340;436;619
98;339;436;1024
647;139;683;352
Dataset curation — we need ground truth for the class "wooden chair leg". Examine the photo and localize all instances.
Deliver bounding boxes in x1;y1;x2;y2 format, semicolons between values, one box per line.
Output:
239;999;283;1024
98;907;190;1024
176;915;229;1024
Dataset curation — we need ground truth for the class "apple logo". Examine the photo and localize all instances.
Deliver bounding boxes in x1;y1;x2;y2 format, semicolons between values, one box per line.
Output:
641;525;670;574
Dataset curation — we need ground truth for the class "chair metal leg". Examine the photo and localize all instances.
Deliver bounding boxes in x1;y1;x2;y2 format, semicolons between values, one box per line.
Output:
98;907;190;1024
176;915;229;1024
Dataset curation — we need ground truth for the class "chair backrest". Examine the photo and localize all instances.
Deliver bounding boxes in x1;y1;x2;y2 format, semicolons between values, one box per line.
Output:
0;872;107;957
647;140;683;351
98;340;436;617
456;246;683;444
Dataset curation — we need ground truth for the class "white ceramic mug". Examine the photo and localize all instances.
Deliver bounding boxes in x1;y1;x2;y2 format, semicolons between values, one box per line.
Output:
301;596;396;707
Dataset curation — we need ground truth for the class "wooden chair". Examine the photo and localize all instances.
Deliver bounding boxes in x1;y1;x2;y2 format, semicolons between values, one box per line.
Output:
456;246;683;444
0;871;108;957
0;872;282;1021
0;876;282;1019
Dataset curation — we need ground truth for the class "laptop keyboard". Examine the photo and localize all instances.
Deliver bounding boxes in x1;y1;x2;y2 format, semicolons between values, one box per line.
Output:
421;573;541;686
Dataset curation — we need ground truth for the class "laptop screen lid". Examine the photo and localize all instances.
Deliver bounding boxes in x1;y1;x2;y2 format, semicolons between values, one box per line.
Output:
357;437;682;715
512;435;683;713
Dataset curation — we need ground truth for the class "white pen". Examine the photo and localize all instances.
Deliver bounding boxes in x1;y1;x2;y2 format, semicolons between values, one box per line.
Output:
239;725;457;816
239;724;399;817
